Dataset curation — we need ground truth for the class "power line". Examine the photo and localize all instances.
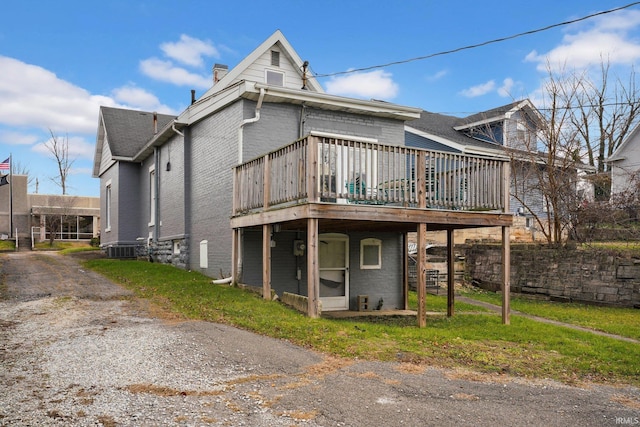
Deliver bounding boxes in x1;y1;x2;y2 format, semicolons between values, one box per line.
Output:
312;2;640;79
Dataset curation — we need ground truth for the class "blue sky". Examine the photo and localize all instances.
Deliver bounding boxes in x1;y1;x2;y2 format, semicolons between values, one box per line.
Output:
1;0;640;197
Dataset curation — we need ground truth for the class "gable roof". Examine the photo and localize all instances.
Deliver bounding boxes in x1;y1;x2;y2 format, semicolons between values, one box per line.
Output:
607;121;640;163
454;99;542;131
93;106;176;176
406;110;505;156
198;29;323;101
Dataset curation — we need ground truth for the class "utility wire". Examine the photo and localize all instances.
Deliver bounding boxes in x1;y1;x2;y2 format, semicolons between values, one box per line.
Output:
312;2;640;79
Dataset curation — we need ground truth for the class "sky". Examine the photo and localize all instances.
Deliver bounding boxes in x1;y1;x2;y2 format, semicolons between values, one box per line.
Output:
1;0;640;197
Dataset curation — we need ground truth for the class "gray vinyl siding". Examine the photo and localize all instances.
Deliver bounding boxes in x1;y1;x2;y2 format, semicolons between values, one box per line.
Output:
118;162;142;243
99;165;118;245
158;133;186;238
242;45;305;90
100;162;141;246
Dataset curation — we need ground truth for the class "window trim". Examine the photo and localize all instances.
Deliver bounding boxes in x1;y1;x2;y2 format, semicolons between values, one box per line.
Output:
148;165;156;226
360;238;382;270
104;179;112;232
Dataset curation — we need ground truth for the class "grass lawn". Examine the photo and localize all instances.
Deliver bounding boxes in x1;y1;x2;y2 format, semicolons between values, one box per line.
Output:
85;258;640;387
461;288;640;341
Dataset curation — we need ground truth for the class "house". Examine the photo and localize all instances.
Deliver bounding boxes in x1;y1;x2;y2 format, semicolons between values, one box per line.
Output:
406;100;589;242
93;30;513;326
607;123;640;197
0;174;100;245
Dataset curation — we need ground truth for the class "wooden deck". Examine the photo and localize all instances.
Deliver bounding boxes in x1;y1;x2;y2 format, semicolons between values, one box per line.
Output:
230;134;512;326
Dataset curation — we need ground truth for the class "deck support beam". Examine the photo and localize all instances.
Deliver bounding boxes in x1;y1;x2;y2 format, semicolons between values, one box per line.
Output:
231;228;240;284
307;217;320;318
402;232;409;310
447;229;455;317
416;223;428;328
262;224;272;300
502;225;511;324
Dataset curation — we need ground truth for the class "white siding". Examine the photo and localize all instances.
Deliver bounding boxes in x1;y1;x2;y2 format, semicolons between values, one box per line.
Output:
231;43;305;90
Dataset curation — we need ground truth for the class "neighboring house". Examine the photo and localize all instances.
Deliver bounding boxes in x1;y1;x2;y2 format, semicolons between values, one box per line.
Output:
0;174;100;244
607;123;640;196
93;30;512;323
406;100;589;239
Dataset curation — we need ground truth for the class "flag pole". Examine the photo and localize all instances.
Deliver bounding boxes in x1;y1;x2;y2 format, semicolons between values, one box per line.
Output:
9;153;13;239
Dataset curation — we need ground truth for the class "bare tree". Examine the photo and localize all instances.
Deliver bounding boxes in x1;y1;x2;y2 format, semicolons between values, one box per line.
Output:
45;129;75;195
41;196;78;246
570;60;640;199
10;160;35;188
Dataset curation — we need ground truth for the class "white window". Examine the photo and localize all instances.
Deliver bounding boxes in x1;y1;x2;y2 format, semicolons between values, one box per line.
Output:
105;179;112;232
149;165;156;226
360;238;382;269
265;69;284;86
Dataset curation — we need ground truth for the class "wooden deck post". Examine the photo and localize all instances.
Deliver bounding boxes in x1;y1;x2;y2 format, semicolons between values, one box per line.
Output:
262;224;272;300
417;223;427;328
502;225;511;325
231;228;239;284
402;231;409;310
447;228;455;317
307;218;320;318
306;136;319;203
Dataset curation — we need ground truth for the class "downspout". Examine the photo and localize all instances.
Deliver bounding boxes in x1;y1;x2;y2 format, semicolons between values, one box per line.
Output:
231;86;266;283
172;122;184;137
238;86;265;164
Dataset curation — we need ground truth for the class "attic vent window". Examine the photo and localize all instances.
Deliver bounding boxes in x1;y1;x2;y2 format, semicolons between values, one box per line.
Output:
271;50;280;67
265;69;284;86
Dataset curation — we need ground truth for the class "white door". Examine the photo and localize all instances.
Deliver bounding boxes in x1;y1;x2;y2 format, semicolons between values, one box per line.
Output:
318;233;349;311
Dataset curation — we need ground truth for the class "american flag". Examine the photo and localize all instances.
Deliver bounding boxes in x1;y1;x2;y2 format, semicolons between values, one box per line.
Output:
0;157;9;170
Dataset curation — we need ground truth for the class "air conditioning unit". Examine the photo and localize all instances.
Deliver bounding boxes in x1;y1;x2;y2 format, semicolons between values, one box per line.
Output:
107;246;136;259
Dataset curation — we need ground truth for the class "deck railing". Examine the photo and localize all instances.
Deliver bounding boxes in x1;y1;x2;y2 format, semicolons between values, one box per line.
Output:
233;135;509;215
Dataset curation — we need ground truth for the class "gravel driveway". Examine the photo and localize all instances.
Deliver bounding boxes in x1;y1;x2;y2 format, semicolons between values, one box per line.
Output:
0;251;638;426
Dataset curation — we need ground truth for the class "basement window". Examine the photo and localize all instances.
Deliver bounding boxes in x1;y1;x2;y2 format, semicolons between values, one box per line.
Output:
360;238;382;270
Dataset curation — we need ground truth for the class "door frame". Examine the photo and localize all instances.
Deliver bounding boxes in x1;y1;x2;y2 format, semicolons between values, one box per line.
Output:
318;233;349;311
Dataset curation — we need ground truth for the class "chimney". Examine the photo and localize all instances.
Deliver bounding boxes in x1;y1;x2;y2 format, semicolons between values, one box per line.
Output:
153;112;158;134
191;89;196;105
213;63;228;85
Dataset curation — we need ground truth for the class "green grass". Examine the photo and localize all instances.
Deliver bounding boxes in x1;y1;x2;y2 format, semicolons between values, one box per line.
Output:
0;240;15;251
33;241;98;252
84;258;640;386
407;289;490;313
461;288;640;340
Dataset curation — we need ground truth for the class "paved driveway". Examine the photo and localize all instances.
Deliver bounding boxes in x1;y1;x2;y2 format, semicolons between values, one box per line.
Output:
0;251;638;426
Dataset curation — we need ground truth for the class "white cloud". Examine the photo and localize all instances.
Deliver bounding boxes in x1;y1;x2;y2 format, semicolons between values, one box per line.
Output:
498;78;515;97
459;80;496;98
0;130;39;146
0;55;118;135
525;10;640;72
140;58;212;89
32;134;95;161
325;70;399;100
160;34;219;67
112;85;177;114
427;69;448;82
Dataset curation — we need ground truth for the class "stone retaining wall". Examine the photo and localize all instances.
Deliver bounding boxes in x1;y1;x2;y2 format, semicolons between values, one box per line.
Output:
464;244;640;308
